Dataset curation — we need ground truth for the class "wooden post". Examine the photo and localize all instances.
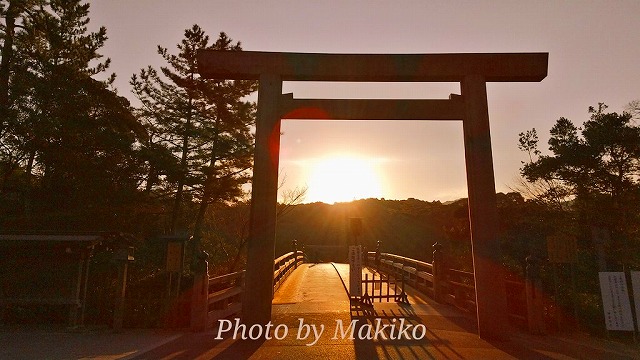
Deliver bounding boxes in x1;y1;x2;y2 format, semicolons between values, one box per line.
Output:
292;239;299;268
243;73;282;326
113;257;128;331
112;245;135;331
80;249;91;327
461;75;509;340
190;258;209;332
432;242;444;303
552;263;562;331
525;255;545;334
70;250;84;327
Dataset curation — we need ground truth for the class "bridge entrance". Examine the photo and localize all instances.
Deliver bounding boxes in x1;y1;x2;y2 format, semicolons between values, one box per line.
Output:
197;51;548;340
304;245;348;263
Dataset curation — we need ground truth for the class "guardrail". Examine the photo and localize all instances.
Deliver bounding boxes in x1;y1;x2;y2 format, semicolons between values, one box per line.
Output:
505;277;527;326
274;250;305;291
191;250;305;331
205;270;245;327
445;268;476;313
191;247;532;332
369;250;530;329
371;252;436;298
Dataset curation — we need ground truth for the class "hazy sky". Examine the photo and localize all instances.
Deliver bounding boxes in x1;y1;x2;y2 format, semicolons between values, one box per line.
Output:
89;1;640;202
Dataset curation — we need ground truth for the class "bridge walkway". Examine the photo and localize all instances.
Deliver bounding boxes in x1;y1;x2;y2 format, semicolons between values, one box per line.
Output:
134;263;640;359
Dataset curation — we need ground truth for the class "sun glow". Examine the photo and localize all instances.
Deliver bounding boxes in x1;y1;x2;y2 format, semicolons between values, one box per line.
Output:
305;155;384;204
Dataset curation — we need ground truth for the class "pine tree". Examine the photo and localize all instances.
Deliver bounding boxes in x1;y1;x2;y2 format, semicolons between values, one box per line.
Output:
131;26;256;246
0;0;41;196
1;0;147;228
519;103;640;268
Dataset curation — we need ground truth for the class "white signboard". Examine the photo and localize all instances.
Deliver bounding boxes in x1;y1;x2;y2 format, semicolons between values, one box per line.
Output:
631;271;640;332
348;245;362;296
598;272;634;331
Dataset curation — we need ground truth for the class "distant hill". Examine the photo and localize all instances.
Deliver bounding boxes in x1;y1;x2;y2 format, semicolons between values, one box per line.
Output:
274;198;461;262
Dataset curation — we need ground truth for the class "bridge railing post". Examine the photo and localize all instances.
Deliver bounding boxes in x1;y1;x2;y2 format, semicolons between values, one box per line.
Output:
432;242;445;303
375;240;381;269
363;245;368;266
525;254;546;334
292;239;299;268
190;253;209;332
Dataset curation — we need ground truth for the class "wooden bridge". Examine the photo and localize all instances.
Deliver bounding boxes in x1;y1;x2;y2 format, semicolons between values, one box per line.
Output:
190;248;534;333
154;250;639;359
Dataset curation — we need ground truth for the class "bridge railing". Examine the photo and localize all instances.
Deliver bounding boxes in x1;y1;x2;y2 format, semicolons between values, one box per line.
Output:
444;268;476;313
369;252;436;298
191;250;305;331
274;250;305;291
204;270;245;327
368;250;529;330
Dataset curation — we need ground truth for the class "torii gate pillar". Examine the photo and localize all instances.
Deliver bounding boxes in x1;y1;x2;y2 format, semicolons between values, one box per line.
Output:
197;51;548;340
461;75;506;339
243;73;282;327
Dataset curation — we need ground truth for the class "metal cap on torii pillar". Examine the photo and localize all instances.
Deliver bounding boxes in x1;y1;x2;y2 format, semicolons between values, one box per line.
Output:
197;50;548;340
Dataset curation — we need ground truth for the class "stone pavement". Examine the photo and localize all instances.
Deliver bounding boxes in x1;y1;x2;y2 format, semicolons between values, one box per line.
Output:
2;263;639;359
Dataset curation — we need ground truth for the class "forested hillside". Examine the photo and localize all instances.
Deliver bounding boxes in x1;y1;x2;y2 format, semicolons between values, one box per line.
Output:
274;194;543;272
275;198;447;261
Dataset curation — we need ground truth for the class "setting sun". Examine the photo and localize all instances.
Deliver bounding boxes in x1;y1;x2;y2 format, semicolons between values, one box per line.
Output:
305;155;384;204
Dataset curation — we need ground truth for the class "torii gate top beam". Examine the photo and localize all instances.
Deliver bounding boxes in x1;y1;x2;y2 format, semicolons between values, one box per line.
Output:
197;51;548;82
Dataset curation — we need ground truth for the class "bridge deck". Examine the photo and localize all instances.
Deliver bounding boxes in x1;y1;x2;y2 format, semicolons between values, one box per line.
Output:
135;263;639;359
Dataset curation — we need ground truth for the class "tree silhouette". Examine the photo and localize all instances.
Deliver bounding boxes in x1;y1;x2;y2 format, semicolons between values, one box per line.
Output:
131;25;256;264
0;0;146;229
519;103;640;268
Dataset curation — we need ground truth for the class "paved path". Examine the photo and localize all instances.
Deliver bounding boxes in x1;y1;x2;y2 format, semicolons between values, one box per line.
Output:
132;263;640;360
0;325;183;360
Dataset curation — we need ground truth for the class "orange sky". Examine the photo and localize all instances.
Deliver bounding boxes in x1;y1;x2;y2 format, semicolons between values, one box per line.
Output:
89;0;640;203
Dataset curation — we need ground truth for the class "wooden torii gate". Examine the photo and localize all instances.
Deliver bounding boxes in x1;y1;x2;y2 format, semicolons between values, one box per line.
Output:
197;51;548;340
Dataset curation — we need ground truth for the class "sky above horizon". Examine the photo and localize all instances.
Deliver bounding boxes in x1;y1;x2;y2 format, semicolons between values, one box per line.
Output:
89;0;640;203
